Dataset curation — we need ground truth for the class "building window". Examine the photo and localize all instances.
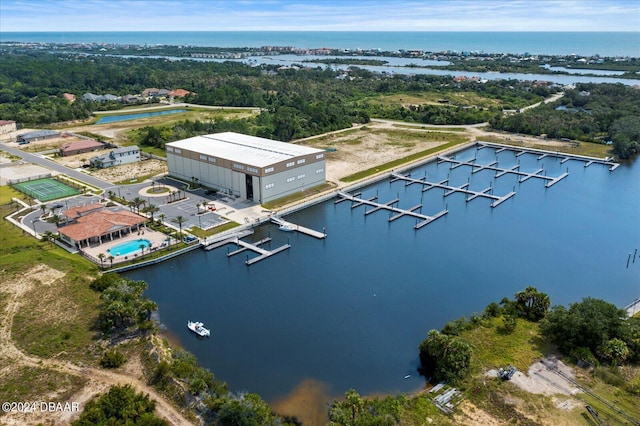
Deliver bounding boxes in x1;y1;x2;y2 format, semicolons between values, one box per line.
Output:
286;177;295;183
167;147;174;152
174;148;182;154
208;156;216;163
316;153;324;159
247;167;258;173
316;168;324;174
286;161;295;167
233;163;244;170
199;154;207;160
264;167;274;173
297;158;306;164
297;173;306;179
265;183;275;189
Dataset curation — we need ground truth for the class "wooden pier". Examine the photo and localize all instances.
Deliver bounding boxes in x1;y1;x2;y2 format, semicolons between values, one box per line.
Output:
436;156;569;188
335;191;448;229
270;217;327;239
202;231;290;265
391;172;516;207
477;142;620;171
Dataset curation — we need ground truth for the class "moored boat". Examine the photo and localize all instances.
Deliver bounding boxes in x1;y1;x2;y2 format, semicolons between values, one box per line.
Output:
279;224;296;232
187;320;210;337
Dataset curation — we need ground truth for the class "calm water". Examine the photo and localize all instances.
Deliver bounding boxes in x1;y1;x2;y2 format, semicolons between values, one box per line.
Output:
126;145;640;402
108;239;151;256
95;109;187;124
3;31;639;57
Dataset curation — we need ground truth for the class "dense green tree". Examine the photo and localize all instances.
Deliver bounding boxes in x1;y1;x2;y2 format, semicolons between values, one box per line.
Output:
73;384;167;426
214;393;280;426
418;329;472;383
95;277;157;332
597;338;630;365
540;297;629;361
514;286;550;321
328;389;405;426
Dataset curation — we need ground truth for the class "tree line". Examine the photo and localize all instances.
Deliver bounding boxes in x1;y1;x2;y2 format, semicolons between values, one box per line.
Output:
3;52;550;139
491;83;640;159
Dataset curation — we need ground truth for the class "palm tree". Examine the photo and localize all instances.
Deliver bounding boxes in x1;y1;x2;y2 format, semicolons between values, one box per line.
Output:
42;230;55;246
171;215;188;240
51;214;63;228
145;204;159;223
139;244;146;257
131;197;145;214
40;204;47;217
158;213;166;226
108;255;114;267
97;253;105;268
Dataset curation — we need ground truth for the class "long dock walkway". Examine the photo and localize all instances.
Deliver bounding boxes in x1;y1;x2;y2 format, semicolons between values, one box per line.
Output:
625;298;640;318
477;142;620;171
391;172;516;207
335;191;448;229
270;216;327;239
202;231;290;265
202;230;254;250
230;237;290;265
436;156;569;188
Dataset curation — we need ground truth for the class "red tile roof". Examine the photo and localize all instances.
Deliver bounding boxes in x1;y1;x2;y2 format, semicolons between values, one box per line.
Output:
59;207;145;241
168;89;190;97
60;139;104;153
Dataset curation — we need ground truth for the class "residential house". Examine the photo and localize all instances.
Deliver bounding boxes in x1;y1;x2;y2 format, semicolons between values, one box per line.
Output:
17;130;60;144
59;139;105;157
90;146;140;168
0;120;17;135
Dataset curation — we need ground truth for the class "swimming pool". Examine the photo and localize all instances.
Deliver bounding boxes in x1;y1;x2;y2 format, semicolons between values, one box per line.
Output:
107;239;151;256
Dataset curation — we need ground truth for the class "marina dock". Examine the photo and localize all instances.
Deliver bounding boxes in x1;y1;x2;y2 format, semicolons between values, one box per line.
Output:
436;156;569;188
270;216;327;239
335;191;448;229
477;142;620;171
202;230;254;250
202;231;290;265
391;172;517;207
625;298;640;318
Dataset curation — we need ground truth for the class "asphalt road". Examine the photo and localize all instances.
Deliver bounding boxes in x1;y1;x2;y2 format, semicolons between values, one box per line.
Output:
0;143;114;190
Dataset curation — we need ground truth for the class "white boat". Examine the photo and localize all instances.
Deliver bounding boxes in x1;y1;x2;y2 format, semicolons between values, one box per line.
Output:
279;224;296;232
187;321;210;337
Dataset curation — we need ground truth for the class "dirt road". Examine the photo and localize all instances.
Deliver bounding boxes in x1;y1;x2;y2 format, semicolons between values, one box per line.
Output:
0;265;195;426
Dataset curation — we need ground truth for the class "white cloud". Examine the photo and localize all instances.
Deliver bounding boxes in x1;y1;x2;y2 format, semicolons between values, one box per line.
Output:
1;0;638;32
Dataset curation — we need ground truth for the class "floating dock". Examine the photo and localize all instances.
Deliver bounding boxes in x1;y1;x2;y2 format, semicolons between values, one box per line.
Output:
477;142;620;171
270;217;327;239
202;231;290;265
391;172;516;207
335;191;448;229
436;156;569;188
202;230;254;250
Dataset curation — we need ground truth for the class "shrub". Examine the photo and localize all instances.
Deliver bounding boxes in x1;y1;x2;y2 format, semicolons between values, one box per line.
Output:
100;349;126;368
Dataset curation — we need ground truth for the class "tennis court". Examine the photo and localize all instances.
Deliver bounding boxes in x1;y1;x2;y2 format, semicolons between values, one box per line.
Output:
13;178;81;201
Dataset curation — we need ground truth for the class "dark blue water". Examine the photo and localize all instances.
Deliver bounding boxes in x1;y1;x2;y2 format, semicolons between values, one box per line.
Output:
95;109;187;124
126;146;640;402
3;31;639;57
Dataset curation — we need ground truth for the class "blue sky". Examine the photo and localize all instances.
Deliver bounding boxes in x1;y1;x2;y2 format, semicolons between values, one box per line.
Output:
1;0;639;32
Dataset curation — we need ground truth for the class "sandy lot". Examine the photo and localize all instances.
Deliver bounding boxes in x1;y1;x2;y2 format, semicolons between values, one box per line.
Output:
0;264;194;426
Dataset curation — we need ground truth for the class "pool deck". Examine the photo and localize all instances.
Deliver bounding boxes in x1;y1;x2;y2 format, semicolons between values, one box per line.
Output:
82;229;171;264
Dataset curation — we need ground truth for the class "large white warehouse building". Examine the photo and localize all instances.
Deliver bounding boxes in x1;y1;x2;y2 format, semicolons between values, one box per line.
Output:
166;132;326;203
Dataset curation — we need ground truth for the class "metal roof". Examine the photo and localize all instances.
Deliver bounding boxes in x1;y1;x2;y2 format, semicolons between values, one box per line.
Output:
166;132;323;168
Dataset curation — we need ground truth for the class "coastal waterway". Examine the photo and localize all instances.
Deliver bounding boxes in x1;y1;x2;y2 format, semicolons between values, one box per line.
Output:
125;144;640;405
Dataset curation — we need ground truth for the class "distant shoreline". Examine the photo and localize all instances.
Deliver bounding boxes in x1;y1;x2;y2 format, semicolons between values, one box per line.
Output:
2;31;638;57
